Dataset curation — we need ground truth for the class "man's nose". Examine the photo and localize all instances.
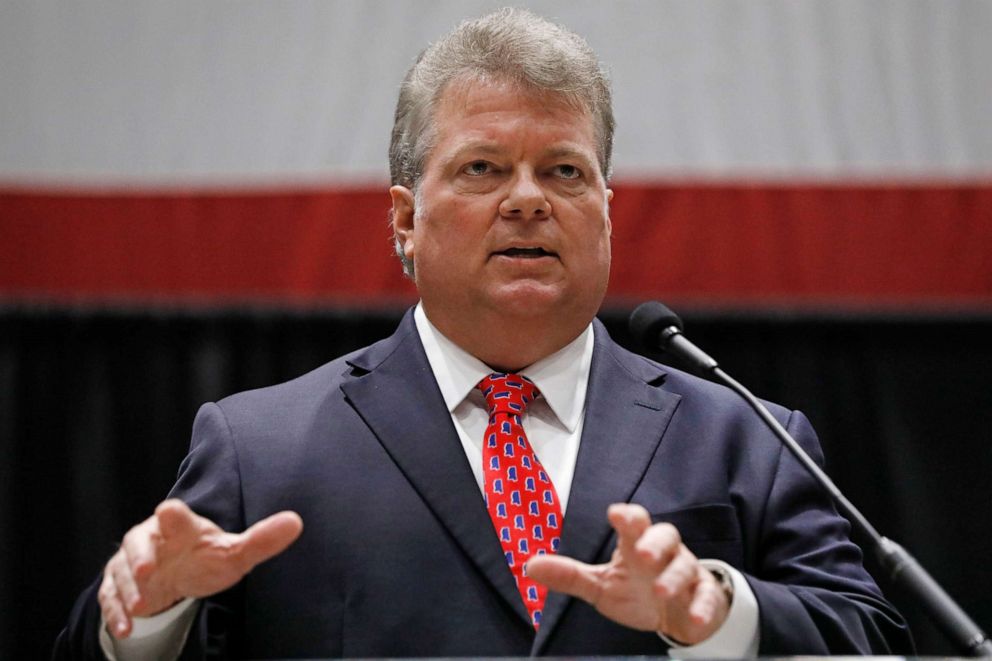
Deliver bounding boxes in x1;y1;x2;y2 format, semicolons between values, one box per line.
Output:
499;170;551;219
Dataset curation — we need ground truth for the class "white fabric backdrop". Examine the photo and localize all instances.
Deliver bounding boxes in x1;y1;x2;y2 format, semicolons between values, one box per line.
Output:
1;0;990;185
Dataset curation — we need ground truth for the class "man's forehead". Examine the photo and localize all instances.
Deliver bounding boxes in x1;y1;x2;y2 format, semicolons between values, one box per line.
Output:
435;74;592;123
418;74;603;178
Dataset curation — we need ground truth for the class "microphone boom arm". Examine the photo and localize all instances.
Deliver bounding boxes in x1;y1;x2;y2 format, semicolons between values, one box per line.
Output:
712;362;991;658
640;305;992;657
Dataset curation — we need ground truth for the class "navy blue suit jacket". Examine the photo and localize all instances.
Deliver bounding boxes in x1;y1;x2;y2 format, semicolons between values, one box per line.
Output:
57;310;911;658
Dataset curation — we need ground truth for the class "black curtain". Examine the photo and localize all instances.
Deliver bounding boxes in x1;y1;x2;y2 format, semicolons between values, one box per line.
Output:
2;305;990;657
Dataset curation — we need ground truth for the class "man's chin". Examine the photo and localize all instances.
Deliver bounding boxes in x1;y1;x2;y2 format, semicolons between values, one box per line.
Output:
485;282;570;317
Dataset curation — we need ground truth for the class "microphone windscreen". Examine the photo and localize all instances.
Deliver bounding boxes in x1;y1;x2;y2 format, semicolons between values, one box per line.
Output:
629;301;683;349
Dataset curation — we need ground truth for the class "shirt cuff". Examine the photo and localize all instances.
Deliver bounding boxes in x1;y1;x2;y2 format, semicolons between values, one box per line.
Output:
98;597;198;661
662;559;760;658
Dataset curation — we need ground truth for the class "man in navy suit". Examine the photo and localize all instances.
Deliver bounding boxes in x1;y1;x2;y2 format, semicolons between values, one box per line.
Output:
58;8;911;659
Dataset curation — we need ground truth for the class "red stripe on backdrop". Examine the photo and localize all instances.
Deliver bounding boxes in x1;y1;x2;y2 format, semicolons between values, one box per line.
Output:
607;183;992;308
0;188;416;305
1;183;991;308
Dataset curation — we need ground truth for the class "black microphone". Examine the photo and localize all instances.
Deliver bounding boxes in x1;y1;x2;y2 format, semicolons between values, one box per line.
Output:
629;300;992;658
628;301;716;373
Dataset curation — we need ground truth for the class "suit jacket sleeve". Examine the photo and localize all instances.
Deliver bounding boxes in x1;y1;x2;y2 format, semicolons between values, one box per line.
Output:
53;403;247;660
744;409;911;654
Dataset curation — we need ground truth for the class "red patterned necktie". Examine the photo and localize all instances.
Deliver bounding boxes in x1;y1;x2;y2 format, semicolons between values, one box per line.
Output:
477;372;563;629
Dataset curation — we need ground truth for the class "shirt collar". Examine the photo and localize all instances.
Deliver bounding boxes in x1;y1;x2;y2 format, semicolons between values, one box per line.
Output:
414;302;593;433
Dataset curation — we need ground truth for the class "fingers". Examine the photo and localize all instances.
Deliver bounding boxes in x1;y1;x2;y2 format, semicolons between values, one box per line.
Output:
101;503;302;633
99;553;132;639
232;511;304;573
155;498;199;540
552;503;731;643
120;519;158;585
526;554;603;605
607;503;651;560
610;504;687;581
632;520;682;574
686;568;725;624
653;544;699;599
665;567;730;643
107;548;145;614
105;501;198;619
630;520;708;622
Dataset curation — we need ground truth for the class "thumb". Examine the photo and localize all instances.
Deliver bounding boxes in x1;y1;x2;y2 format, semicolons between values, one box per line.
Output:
526;554;602;604
235;511;304;571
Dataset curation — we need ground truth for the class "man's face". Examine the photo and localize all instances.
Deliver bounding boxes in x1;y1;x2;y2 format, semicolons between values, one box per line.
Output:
391;76;613;351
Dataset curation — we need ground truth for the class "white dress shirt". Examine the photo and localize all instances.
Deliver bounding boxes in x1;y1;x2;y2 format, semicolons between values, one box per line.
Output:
101;303;758;659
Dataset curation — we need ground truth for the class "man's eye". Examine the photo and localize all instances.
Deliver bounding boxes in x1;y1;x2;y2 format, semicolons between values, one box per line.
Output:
463;161;492;176
554;164;581;180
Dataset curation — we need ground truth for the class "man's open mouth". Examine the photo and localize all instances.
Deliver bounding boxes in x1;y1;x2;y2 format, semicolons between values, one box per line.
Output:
496;247;557;258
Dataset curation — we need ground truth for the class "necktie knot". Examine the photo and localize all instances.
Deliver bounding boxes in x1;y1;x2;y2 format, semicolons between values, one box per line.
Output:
477;372;541;416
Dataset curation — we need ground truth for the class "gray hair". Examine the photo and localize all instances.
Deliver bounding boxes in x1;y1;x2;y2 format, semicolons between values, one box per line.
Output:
389;8;615;277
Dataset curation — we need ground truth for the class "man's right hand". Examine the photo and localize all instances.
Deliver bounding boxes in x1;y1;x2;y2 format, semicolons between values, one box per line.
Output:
98;499;303;639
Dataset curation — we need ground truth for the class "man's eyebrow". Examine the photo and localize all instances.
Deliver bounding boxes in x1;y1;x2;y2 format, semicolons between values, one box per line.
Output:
447;143;506;160
543;146;595;162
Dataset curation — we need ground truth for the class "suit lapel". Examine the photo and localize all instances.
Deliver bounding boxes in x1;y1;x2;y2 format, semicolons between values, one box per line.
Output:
533;321;682;652
340;312;531;625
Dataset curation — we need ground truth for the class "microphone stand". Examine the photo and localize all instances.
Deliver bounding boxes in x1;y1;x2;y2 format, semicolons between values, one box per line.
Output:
648;315;992;657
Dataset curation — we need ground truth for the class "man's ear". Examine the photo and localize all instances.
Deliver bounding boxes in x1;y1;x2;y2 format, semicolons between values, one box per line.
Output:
606;188;614;236
390;185;416;261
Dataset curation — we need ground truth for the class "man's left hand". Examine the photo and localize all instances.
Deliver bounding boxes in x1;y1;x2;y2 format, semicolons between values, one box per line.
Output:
526;503;730;645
